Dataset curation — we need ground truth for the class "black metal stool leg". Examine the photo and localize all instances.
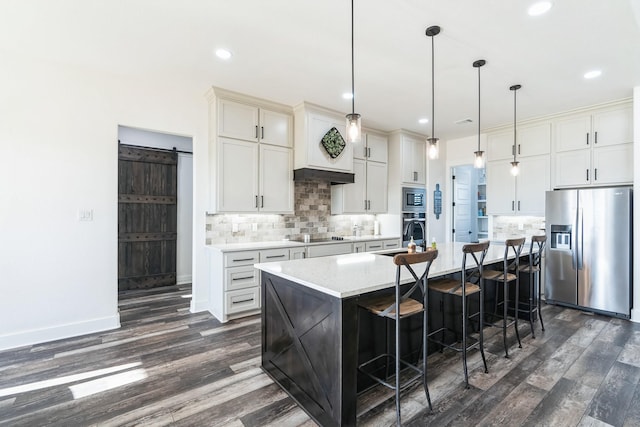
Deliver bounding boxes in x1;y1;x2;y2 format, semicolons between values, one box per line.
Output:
462;293;469;388
479;286;488;374
503;281;509;358
537;270;545;332
514;276;522;348
529;271;536;338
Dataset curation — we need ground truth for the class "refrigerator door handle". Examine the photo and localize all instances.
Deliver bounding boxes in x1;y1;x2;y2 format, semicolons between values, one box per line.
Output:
577;208;584;270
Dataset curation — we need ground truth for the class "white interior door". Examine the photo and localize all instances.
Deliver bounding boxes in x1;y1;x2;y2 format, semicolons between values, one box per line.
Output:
453;166;472;242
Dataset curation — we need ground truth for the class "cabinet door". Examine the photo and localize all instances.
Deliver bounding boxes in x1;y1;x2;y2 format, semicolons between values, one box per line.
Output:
343;159;367;213
486;160;516;215
592;107;633;147
366;161;388;213
592;143;633;185
289;247;306;259
218;99;259;141
259;145;294;213
554;115;591;152
516;155;550;216
553;149;591;188
259;108;292;147
487;130;514;161
518;123;551;157
352;242;365;253
353;133;367;160
401;136;425;185
366;133;388;163
217;138;259;212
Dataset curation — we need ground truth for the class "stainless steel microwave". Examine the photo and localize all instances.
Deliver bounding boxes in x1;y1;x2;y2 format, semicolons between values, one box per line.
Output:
402;187;426;212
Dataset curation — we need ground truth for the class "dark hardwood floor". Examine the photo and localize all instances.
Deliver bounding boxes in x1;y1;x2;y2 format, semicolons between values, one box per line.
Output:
1;284;639;426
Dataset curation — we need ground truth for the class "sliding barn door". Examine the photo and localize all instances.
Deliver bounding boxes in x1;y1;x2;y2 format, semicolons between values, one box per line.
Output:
118;144;177;291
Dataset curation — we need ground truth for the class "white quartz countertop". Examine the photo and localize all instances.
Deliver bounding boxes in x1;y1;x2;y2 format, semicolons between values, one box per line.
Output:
208;235;400;252
255;241;535;298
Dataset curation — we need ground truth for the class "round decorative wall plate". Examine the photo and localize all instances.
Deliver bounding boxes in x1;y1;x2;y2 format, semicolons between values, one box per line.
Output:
321;127;346;159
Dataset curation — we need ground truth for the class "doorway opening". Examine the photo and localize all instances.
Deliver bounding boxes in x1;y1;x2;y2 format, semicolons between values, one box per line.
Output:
451;164;486;243
117;126;193;301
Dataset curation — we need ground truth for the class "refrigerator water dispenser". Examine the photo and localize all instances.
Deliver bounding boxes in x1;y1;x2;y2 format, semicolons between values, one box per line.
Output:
550;225;572;250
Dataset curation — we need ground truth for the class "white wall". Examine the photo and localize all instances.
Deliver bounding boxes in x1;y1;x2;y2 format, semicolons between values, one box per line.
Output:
0;50;209;350
117;126;194;285
632;86;640;323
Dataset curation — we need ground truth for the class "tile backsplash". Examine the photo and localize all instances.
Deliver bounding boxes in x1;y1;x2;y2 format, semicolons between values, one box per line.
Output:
206;180;376;244
492;216;545;241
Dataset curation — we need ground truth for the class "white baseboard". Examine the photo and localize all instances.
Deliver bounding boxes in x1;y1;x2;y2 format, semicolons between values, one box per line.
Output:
176;274;192;285
0;314;121;352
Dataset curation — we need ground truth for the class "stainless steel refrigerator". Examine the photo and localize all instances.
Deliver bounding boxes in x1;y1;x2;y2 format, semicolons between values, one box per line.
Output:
545;187;633;318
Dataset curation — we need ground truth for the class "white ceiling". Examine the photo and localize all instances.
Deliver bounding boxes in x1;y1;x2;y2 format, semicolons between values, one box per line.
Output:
2;0;640;140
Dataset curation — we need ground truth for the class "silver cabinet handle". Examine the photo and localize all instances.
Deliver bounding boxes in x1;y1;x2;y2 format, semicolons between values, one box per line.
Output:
518;144;521;155
594;131;598;144
586;169;589;182
413;171;418;181
512;200;515;211
363;147;368;158
255;125;259;139
367;147;371;158
518;200;521;211
364;200;367;210
232;258;255;262
261;195;264;208
261;126;264;139
586;133;589;145
594;168;598;181
232;276;254;281
255;195;258;208
266;254;285;259
232;298;254;304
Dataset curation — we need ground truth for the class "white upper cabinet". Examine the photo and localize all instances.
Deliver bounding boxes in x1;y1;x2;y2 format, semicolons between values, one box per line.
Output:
294;103;353;173
207;87;294;213
487;123;550;161
332;133;389;214
553;104;633;188
218;98;292;147
401;135;426;185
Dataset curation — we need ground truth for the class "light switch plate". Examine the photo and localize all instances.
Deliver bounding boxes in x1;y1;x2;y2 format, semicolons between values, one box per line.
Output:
252;223;258;231
232;223;239;233
78;209;93;221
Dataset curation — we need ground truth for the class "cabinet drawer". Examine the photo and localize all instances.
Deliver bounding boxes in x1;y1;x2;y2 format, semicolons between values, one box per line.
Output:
225;287;260;315
224;251;259;267
260;248;290;262
383;240;400;249
365;241;385;252
225;266;257;291
307;243;353;258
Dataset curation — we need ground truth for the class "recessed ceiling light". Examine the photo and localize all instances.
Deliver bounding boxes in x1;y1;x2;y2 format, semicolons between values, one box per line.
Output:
528;1;552;16
418;118;429;124
215;48;232;60
584;69;602;79
342;92;353;100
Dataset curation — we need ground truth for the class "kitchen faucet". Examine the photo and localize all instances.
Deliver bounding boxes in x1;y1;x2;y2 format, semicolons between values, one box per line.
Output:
404;220;426;250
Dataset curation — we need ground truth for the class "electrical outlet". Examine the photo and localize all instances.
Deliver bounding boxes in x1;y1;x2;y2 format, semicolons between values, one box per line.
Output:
232;223;239;233
518;222;524;230
78;209;93;221
252;223;258;231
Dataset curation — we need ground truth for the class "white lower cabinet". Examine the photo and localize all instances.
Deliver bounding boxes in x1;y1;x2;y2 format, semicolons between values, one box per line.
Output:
289;247;306;259
212;248;289;322
353;242;365;253
307;242;353;258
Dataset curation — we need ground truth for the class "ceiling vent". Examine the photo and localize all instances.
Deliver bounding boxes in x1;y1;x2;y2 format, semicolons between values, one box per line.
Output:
455;118;473;125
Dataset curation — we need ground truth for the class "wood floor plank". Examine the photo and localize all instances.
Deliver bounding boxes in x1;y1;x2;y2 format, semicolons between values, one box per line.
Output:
586;361;640;426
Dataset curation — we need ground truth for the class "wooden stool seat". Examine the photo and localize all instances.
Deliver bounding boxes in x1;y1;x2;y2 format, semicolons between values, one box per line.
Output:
361;294;424;318
518;264;540;273
429;278;480;296
482;269;518;282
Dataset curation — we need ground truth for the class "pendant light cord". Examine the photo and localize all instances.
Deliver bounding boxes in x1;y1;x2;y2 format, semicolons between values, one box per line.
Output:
431;34;435;139
513;87;517;162
351;0;355;115
477;65;481;151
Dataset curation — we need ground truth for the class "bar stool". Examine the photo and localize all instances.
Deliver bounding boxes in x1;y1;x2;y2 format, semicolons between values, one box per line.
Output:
358;250;438;426
518;235;547;338
482;237;525;358
427;241;489;388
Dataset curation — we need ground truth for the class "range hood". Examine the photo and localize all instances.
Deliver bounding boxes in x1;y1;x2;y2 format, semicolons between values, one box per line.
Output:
293;168;355;185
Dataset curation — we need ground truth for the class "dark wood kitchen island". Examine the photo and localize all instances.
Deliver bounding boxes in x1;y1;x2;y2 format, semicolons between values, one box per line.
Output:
255;242;534;427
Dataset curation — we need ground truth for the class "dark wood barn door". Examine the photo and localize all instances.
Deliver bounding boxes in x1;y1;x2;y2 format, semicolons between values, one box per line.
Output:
118;144;178;291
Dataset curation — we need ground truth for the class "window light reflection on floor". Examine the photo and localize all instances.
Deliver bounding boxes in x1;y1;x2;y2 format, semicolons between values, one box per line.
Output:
69;368;148;399
0;362;142;398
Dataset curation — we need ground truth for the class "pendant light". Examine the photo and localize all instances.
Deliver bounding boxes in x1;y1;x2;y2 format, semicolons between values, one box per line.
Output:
473;59;486;168
426;25;440;160
510;84;522;176
345;0;361;143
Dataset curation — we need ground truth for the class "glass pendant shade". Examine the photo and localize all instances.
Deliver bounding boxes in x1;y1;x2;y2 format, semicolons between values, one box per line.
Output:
510;161;520;176
427;137;439;160
474;150;485;168
345;113;361;143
